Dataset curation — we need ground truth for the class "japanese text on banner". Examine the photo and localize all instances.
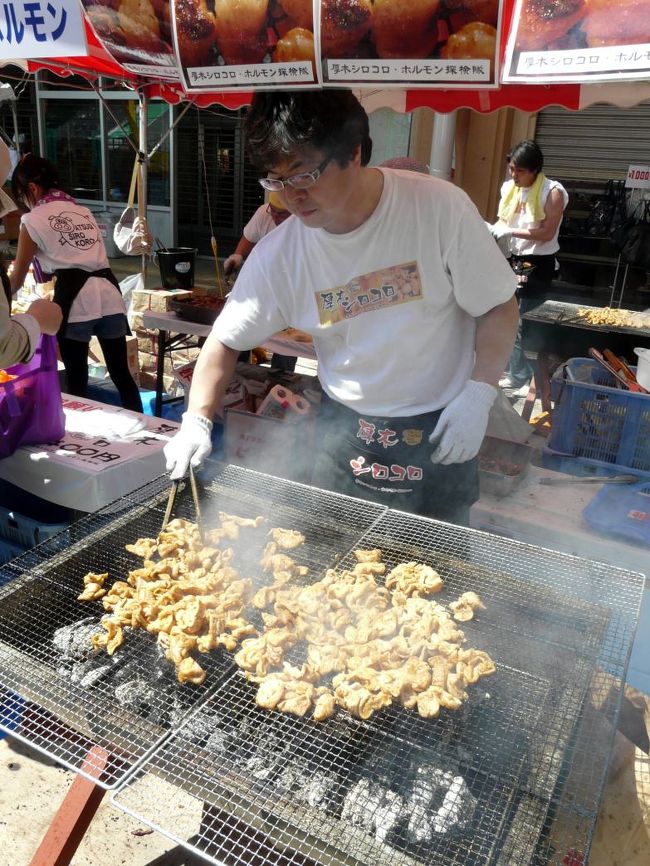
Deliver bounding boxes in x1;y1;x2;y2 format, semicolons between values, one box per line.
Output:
0;0;87;58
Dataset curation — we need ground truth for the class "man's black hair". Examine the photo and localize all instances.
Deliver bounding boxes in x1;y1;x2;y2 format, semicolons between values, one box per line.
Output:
11;154;60;205
245;90;372;171
506;140;544;175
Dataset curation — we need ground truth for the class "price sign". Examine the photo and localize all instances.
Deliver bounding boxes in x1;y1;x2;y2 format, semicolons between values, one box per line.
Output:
626;165;650;189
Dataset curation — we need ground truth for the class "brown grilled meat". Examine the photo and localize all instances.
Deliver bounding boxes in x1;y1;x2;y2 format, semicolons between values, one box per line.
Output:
515;0;586;51
583;0;650;47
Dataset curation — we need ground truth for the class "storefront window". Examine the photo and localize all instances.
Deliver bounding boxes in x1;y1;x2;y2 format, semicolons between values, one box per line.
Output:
106;101;170;207
42;100;101;200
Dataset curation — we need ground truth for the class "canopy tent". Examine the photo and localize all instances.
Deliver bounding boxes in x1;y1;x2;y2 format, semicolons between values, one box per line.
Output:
5;0;649;116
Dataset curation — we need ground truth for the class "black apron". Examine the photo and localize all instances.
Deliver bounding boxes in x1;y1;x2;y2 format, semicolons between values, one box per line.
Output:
312;394;479;526
53;267;124;335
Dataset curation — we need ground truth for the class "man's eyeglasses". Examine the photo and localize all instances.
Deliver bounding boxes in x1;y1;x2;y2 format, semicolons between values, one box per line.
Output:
259;155;332;191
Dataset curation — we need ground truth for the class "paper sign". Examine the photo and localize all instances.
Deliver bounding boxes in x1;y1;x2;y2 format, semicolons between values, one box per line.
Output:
0;0;87;59
626;165;650;189
503;0;650;83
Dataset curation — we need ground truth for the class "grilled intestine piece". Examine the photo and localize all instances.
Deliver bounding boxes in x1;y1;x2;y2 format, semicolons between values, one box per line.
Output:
449;591;486;622
268;527;305;549
385;561;443;596
214;0;269;65
515;0;586;51
320;0;373;58
372;0;441;59
354;548;383;562
78;571;109;601
582;0;650;47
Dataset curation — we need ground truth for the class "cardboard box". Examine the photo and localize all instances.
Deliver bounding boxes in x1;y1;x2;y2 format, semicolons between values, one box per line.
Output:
89;334;139;385
131;288;192;315
0;211;19;242
224;408;316;484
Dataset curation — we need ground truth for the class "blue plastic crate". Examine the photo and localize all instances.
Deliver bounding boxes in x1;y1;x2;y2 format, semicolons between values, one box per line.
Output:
549;358;650;477
0;537;26;566
0;506;68;549
583;481;650;547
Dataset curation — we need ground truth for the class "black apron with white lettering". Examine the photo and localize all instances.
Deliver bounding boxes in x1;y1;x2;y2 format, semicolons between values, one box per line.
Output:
312;394;478;526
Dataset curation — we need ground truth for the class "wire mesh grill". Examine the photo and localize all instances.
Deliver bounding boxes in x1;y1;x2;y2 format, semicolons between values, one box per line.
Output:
114;663;548;866
0;466;385;788
113;503;643;866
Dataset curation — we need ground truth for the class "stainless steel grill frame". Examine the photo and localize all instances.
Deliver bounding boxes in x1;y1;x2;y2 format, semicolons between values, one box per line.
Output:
110;499;644;866
0;466;386;788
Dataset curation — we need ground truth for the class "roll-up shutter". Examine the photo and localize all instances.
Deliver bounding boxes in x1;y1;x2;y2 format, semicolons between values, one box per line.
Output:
535;103;650;181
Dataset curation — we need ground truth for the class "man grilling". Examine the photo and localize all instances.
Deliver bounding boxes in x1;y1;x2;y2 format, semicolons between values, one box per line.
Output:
164;90;518;526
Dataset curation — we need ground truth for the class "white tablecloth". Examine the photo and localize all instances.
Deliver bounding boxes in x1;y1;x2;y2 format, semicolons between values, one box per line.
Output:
0;395;179;512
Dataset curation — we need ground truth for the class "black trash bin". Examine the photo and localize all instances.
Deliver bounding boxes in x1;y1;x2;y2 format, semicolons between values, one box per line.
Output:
157;247;197;290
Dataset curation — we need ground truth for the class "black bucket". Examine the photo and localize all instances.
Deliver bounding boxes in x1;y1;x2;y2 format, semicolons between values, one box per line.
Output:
157;247;197;290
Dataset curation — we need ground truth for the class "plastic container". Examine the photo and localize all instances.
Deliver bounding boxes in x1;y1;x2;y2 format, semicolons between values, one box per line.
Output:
583;481;650;546
634;347;650;391
0;479;70;549
156;247;197;290
549;358;650;477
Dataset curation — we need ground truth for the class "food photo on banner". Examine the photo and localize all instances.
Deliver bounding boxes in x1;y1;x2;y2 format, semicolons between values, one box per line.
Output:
171;0;319;90
503;0;650;83
321;0;504;87
80;0;181;79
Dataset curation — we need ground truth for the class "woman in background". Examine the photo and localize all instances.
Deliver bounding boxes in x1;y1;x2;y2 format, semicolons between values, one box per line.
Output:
9;155;142;411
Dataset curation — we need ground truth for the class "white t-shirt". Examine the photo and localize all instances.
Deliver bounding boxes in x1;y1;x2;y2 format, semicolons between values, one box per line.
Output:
243;205;279;244
213;168;517;416
503;177;569;257
21;196;126;323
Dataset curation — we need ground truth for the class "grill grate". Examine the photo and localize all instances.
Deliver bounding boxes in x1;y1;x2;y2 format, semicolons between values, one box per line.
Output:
0;467;385;788
114;662;548;866
112;502;643;866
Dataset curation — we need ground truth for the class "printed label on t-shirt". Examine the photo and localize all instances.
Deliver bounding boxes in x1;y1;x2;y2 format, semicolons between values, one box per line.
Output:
48;211;100;251
315;261;422;326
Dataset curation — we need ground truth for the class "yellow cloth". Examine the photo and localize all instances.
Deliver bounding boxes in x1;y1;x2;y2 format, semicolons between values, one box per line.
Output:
498;172;547;224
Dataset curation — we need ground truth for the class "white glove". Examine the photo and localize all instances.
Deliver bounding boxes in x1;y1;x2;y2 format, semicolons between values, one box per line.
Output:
429;380;497;465
223;253;244;275
489;222;512;240
164;412;213;480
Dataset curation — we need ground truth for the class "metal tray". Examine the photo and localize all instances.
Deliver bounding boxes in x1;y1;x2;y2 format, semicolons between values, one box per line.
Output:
169;297;227;325
478;437;534;498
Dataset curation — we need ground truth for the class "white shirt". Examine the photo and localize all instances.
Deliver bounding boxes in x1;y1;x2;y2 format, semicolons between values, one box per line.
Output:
243;205;279;244
21;197;126;323
214;169;516;416
503;177;569;257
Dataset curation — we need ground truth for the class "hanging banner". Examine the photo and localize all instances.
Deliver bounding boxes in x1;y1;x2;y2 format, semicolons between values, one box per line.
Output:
0;0;87;58
80;0;180;79
503;0;650;83
321;0;503;88
173;0;319;91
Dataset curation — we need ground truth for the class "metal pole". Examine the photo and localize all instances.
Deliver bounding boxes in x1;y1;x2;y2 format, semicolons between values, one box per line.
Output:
10;99;19;152
138;90;148;279
428;111;456;181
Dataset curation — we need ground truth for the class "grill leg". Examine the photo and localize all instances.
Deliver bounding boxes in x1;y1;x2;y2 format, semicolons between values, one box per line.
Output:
28;745;109;866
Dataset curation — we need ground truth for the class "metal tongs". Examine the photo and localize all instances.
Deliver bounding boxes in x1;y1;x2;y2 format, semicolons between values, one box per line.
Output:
161;465;204;540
